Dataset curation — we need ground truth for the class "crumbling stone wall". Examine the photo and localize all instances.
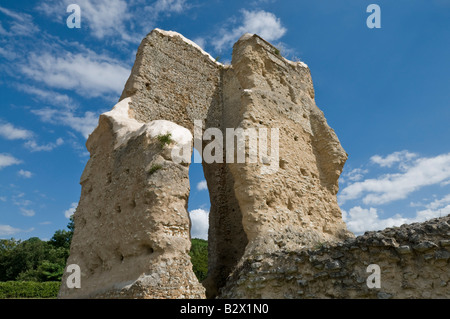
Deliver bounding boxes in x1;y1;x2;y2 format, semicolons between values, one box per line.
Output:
118;29;250;298
60;29;449;299
222;34;352;260
66;29;351;299
220;215;450;299
59;98;204;298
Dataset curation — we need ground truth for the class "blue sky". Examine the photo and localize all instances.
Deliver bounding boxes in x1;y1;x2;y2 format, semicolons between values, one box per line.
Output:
0;0;449;241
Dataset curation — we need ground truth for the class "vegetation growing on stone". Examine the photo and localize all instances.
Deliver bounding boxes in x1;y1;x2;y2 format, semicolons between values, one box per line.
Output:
157;133;174;148
149;164;163;175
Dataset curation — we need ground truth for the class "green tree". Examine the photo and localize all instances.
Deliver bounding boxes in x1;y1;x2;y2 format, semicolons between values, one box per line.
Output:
67;216;75;234
37;261;65;281
0;239;19;281
8;237;48;281
0;218;74;282
189;238;208;282
49;230;72;249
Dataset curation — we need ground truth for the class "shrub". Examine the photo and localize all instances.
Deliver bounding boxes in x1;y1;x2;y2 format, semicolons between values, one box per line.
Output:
0;281;60;299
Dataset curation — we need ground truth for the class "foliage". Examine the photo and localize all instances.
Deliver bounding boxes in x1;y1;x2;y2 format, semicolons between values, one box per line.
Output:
16;261;65;282
149;164;163;175
157;133;173;148
0;281;60;299
0;220;72;283
314;241;325;250
67;216;75;234
0;215;210;298
49;229;72;250
189;238;208;282
274;48;281;56
0;239;19;282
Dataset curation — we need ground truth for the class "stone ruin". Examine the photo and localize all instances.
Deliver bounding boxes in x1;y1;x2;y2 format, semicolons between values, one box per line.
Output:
59;29;449;299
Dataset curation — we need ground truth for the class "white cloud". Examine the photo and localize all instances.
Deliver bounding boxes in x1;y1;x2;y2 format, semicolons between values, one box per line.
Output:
12;193;33;212
0;153;22;169
0;46;16;60
341;168;368;184
64;202;78;219
37;0;191;43
342;205;448;235
0;224;34;236
18;169;33;178
21;51;130;98
75;0;131;40
20;207;35;217
0;224;22;236
212;10;287;52
370;150;417;168
415;205;450;221
196;180;208;191
192;37;206;50
0;6;39;37
424;194;450;210
16;84;76;109
32;108;99;139
14;192;25;199
339;152;450;205
189;208;209;240
24;137;64;152
342;206;408;235
0;120;65;152
149;0;187;14
37;0;134;42
0;21;8;36
0;196;6;202
0;121;33;140
441;180;450;187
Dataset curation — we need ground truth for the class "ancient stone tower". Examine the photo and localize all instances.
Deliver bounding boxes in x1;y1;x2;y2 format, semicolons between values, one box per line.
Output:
59;29;449;299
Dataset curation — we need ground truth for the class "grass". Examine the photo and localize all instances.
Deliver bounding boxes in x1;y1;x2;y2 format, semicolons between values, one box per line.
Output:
157;133;174;149
149;164;163;175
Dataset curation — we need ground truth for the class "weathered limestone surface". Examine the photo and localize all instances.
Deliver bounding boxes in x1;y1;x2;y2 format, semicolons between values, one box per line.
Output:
60;29;448;299
118;29;248;298
116;29;352;298
59;29;354;298
224;34;352;255
220;216;450;299
59;98;204;298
